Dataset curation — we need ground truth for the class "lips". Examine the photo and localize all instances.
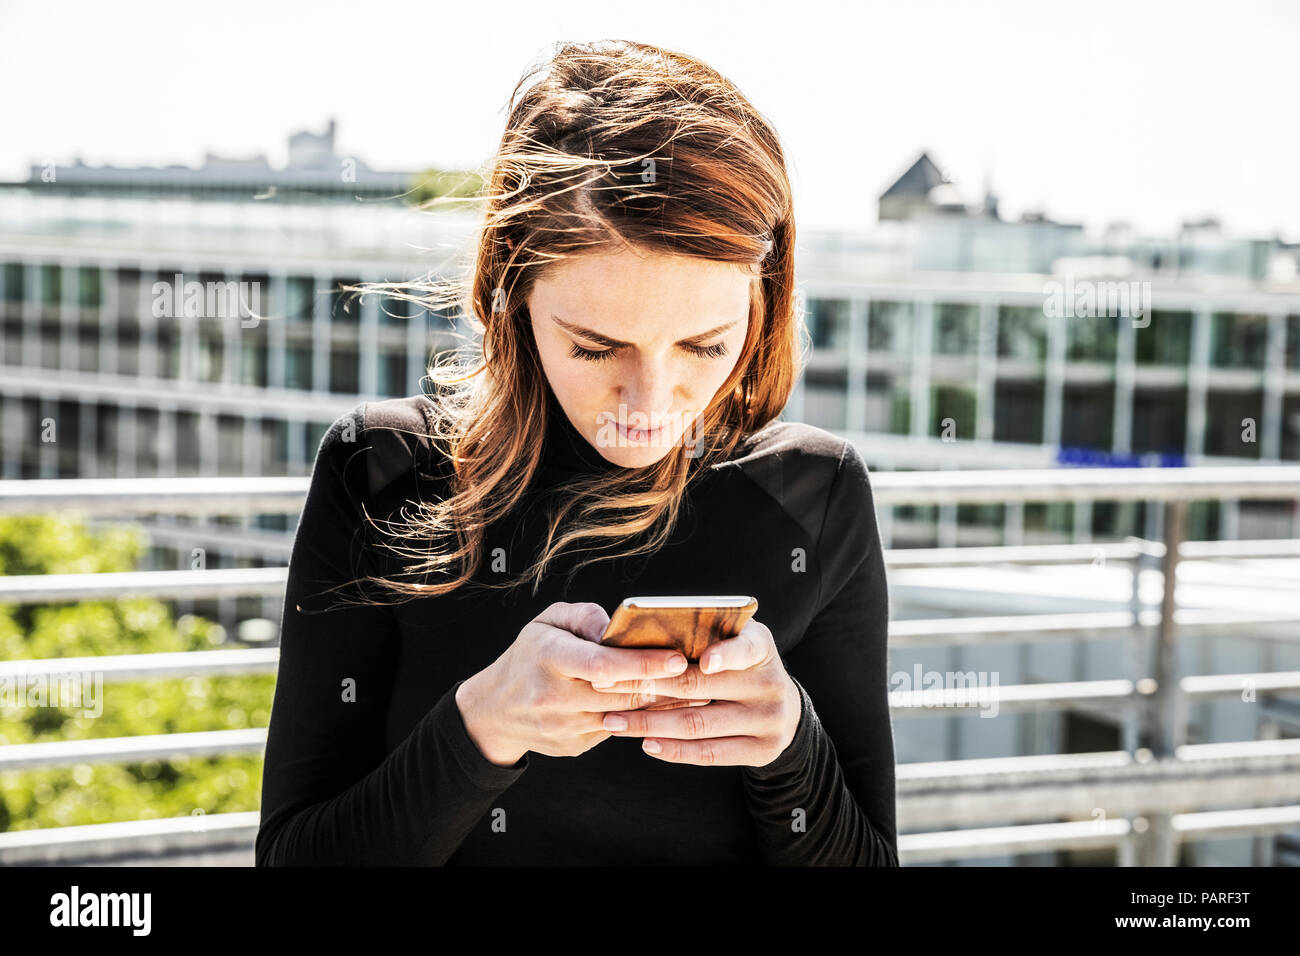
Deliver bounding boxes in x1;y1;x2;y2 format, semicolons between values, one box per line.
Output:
614;419;667;442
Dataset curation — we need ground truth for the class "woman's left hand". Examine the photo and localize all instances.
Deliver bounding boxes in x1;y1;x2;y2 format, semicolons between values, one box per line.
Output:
590;618;803;767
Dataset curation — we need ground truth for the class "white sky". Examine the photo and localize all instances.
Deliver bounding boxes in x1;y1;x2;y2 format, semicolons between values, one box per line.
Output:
3;0;1297;239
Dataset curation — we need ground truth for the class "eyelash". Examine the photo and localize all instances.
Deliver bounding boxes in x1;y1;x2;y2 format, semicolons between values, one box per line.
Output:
568;342;729;363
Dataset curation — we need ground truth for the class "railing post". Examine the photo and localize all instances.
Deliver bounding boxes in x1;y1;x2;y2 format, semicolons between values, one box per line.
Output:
1122;541;1145;756
1138;499;1188;866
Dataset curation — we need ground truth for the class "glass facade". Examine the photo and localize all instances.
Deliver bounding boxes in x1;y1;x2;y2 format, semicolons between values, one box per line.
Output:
1135;310;1192;365
2;252;1297;548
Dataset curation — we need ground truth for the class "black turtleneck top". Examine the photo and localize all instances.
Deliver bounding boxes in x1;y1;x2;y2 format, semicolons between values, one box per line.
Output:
255;388;898;866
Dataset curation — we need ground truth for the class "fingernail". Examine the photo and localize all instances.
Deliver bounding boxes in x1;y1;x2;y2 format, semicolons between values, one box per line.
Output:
604;714;628;731
592;681;615;689
643;739;662;754
667;656;687;674
702;653;720;674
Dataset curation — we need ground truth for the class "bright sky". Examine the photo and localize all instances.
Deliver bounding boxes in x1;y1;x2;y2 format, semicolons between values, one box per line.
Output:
3;0;1297;239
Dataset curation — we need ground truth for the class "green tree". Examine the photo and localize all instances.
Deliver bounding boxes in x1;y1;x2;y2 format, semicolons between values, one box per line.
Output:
0;515;273;832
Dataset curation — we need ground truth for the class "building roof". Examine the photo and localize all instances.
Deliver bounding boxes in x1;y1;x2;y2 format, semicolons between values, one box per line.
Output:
879;152;946;201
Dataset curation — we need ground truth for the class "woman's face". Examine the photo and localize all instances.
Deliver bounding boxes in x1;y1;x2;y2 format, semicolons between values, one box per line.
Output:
528;247;755;468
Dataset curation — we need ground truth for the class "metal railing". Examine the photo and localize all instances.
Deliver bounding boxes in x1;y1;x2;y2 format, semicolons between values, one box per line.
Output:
1;467;1298;865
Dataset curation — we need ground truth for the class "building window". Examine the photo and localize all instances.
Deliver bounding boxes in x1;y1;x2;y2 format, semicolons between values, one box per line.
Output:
997;306;1046;362
1066;315;1118;362
2;263;23;303
1282;395;1300;460
379;350;407;397
241;342;268;388
1203;390;1264;459
198;328;223;382
1131;388;1187;454
329;348;359;394
930;384;976;439
1062;384;1114;449
806;297;849;350
157;324;180;379
994;381;1045;444
1210;312;1268;368
78;267;102;309
1135;310;1192;366
933;303;977;355
869;300;914;355
286;276;315;321
40;264;61;308
285;346;312;391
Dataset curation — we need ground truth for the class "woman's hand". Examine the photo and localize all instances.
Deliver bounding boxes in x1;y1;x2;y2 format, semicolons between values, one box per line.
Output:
589;618;803;768
454;601;709;767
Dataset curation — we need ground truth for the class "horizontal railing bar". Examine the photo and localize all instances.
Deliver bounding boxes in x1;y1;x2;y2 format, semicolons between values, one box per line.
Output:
884;538;1300;567
886;542;1144;567
3;468;1300;517
0;568;288;602
0;812;262;866
889;607;1300;646
896;739;1300;828
0;477;310;515
890;679;1138;713
1180;539;1300;559
898;804;1300;862
0;362;368;421
891;672;1300;715
0;648;280;682
898;737;1300;779
0;730;266;771
868;466;1300;505
1182;671;1300;697
1171;803;1300;835
899;818;1135;861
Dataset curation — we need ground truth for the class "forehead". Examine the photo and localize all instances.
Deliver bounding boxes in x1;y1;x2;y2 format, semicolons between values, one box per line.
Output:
530;249;755;334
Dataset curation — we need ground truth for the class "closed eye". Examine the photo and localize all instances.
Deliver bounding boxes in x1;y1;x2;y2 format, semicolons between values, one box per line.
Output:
568;341;729;362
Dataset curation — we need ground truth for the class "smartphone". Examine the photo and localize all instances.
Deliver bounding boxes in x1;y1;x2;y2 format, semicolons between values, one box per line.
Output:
599;595;758;661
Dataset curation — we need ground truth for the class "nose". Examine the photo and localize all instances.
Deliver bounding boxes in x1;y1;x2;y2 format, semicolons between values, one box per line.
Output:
618;363;676;429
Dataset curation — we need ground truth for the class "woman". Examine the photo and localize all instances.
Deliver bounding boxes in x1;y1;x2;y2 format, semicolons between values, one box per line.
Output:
255;39;897;866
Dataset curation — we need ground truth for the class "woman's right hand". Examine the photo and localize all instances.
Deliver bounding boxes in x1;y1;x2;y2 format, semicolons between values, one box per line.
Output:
454;601;698;766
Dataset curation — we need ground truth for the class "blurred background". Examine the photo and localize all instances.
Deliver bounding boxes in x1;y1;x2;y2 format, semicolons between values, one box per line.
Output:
1;0;1297;866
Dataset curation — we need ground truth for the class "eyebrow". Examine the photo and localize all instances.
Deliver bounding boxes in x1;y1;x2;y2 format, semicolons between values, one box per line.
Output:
550;314;741;348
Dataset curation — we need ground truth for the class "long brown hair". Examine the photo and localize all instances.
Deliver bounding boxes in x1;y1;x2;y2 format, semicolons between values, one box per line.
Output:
322;39;804;609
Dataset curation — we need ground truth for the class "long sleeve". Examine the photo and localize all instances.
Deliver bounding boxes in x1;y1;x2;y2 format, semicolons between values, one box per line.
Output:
739;438;899;866
255;404;530;866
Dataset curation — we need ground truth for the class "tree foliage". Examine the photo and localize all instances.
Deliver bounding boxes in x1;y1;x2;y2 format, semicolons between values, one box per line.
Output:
0;515;273;833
